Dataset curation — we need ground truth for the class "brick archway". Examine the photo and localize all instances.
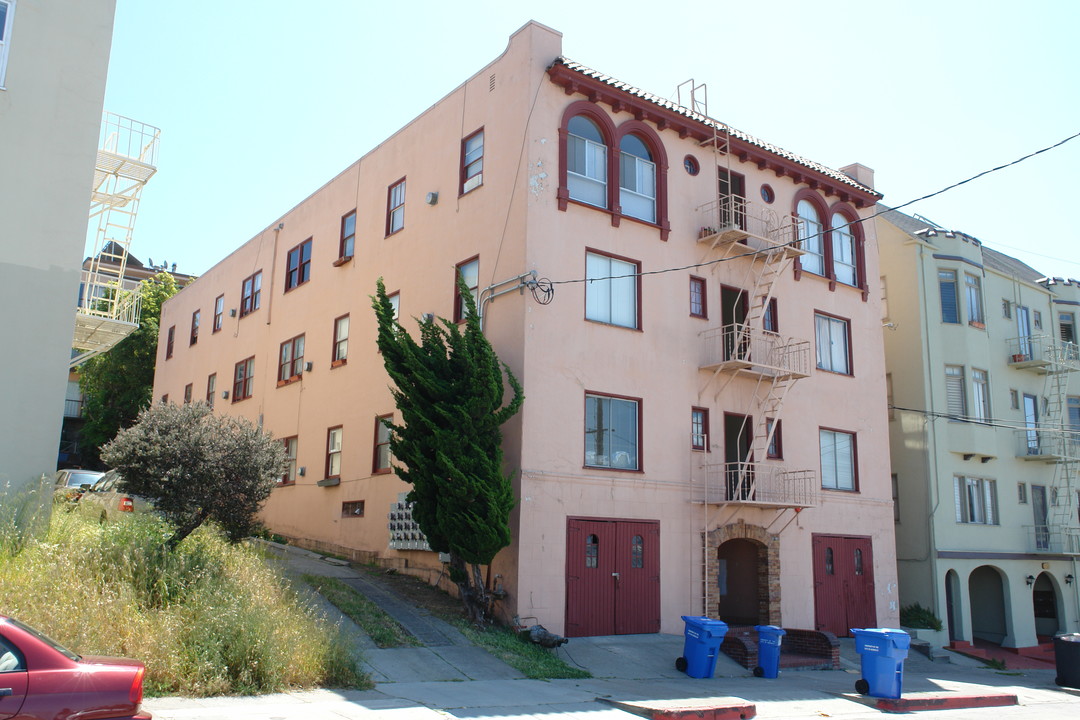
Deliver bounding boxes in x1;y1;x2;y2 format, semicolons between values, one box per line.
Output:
706;519;781;625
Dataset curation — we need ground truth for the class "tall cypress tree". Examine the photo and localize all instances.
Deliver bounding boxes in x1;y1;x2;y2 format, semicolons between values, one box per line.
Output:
372;277;523;623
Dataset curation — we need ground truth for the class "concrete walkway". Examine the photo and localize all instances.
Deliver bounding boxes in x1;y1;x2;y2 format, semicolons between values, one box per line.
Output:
142;543;1080;720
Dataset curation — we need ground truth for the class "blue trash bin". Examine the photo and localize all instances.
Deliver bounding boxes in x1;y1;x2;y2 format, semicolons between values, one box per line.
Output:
677;616;728;678
851;628;911;699
754;625;786;678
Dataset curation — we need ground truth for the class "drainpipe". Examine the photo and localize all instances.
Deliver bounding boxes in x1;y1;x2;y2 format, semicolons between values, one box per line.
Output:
266;222;284;326
478;270;538;333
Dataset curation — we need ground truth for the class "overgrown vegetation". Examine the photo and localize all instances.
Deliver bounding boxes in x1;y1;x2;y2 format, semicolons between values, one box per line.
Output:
302;574;420;648
454;622;591;679
372;277;524;625
101;401;285;548
0;510;367;696
900;602;944;631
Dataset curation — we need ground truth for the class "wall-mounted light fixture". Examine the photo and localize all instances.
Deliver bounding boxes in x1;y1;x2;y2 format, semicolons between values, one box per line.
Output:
425;191;439;206
1067;574;1075;585
221;390;229;399
305;361;313;372
1026;575;1036;587
229;309;237;317
298;467;306;477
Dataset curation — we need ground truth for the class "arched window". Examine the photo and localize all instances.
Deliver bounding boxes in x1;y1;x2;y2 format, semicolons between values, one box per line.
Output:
797;199;824;275
567;115;608;208
831;211;857;286
619;134;655;222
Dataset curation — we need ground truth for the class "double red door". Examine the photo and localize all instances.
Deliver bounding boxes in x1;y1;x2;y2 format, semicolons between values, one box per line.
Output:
811;534;876;637
565;518;660;637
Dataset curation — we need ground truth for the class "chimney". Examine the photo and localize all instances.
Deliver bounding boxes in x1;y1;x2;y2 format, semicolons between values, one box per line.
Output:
840;163;874;190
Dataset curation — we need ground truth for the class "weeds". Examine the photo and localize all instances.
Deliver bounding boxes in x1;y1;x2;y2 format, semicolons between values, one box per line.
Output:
302;574;420;648
983;657;1007;670
0;511;369;696
453;621;591;679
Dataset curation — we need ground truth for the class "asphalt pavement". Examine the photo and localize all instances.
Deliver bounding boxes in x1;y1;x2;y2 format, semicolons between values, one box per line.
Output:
142;543;1080;720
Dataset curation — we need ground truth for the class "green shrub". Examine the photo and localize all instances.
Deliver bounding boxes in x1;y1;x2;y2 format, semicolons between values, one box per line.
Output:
900;602;944;631
0;511;368;696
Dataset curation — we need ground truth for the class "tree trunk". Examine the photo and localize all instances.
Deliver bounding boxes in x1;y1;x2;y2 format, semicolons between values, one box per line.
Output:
165;507;209;550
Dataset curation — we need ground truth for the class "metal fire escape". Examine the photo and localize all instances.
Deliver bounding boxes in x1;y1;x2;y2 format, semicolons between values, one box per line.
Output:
1009;326;1080;554
677;81;816;617
70;113;160;368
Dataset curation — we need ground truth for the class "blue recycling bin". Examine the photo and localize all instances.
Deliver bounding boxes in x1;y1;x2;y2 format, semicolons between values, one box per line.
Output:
852;628;911;699
754;625;786;678
676;616;728;678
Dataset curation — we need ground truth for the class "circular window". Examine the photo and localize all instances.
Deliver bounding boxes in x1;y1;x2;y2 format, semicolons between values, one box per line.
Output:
760;184;775;204
684;155;700;176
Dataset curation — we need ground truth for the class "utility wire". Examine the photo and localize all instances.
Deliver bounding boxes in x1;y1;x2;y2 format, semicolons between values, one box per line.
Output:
890;404;1080;436
542;130;1080;288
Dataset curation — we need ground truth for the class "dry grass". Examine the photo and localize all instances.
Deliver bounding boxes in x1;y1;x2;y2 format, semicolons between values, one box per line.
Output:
0;508;369;696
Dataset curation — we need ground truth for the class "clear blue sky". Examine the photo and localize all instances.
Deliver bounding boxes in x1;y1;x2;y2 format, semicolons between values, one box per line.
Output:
101;0;1080;279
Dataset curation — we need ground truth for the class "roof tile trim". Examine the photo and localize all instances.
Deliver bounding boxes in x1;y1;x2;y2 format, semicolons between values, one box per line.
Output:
550;57;881;201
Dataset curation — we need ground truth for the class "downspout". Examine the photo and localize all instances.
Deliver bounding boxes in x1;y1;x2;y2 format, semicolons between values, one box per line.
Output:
266;222;284;326
917;241;944;613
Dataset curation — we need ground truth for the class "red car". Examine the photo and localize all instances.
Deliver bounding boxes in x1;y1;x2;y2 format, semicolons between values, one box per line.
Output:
0;616;150;720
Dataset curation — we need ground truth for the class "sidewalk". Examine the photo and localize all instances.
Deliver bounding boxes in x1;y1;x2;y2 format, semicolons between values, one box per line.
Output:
143;543;1080;720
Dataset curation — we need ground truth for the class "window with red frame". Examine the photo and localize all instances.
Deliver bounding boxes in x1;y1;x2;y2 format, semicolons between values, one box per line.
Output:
183;383;192;404
766;418;783;458
386;179;406;235
240;271;262;317
166;326;175;359
281;437;298;484
213;294;224;332
332;314;349;364
461;129;484;194
233;356;254;401
278;334;305;383
373;414;392;473
206;373;216;407
190;310;200;345
285;239;312;291
690;276;707;318
764;298;778;332
339;211;356;260
453;258;479;322
691;407;709;451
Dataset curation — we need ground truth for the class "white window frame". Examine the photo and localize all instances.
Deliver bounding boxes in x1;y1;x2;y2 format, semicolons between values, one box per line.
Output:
939;270;960;324
820;429;856;491
282;437;298;484
815;313;850;374
954;476;998;525
971;368;990;422
830;212;857;286
619;142;656;223
585;393;639;470
965;273;984;325
567;120;607;207
0;1;15;89
462;129;484;194
945;365;967;418
387;179;406;235
586;252;638;329
797;200;824;275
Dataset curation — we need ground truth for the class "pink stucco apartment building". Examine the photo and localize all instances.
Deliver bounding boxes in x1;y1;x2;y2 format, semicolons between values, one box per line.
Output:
154;21;898;638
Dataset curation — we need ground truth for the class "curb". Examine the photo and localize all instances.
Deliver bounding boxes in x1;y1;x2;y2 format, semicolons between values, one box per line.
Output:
599;696;756;720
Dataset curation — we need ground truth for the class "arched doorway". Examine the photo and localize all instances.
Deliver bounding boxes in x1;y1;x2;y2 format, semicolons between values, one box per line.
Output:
706;520;780;625
968;565;1007;645
1032;572;1061;638
945;569;962;641
717;538;766;625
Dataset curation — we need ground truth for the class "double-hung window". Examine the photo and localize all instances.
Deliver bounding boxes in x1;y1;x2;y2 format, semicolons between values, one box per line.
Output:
373;415;392;473
233;357;254;401
206;373;216;407
585;393;640;470
282;437;297;484
586;251;639;329
965;274;984;325
830;212;857;286
339;211;356;260
567;116;607;207
766;418;783;459
939;270;960;324
691;407;709;451
454;258;479;322
190;310;200;345
797;200;824;275
461;129;484;194
278;334;305;383
166;326;175;359
386;179;406;235
971;369;990;422
285;239;312;291
820;429;856;491
619;134;655;222
332;314;349;364
814;313;850;374
213;294;224;332
0;1;14;88
945;365;967;418
689;276;707;318
240;271;262;317
326;427;343;479
1061;311;1076;345
183;384;193;404
954;476;998;524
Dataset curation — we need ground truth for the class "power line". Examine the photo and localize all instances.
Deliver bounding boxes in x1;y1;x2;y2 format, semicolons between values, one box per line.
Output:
891;404;1080;437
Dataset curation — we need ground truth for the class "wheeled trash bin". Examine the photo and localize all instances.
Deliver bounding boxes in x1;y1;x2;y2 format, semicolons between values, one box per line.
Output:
851;628;910;699
1054;633;1080;689
676;616;728;679
753;625;786;678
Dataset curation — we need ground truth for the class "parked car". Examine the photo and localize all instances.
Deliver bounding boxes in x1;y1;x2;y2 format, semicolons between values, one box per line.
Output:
0;615;150;720
51;469;105;503
77;470;154;523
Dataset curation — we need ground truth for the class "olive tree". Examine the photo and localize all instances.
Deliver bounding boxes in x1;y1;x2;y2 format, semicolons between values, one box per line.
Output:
100;401;285;549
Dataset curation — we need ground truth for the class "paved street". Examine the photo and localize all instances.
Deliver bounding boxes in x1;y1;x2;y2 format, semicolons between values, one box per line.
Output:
142;544;1080;719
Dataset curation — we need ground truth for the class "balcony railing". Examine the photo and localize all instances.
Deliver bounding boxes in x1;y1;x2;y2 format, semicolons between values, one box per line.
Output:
1006;335;1080;372
700;324;812;379
1014;428;1080;461
63;399;85;418
1024;525;1080;554
697;195;800;253
695;461;816;507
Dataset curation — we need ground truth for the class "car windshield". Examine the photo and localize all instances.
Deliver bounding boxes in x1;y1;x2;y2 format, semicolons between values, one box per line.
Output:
65;472;101;487
7;618;81;661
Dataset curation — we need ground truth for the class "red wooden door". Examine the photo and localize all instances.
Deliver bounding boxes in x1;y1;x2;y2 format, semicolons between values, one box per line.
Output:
566;519;660;637
812;534;876;637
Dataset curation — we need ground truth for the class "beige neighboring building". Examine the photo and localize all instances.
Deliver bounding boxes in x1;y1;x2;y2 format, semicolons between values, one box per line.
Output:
155;22;899;638
0;0;117;488
880;208;1080;653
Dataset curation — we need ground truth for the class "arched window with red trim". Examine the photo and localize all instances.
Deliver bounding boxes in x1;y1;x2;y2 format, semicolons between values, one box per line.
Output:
567;115;608;208
619;133;655;222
